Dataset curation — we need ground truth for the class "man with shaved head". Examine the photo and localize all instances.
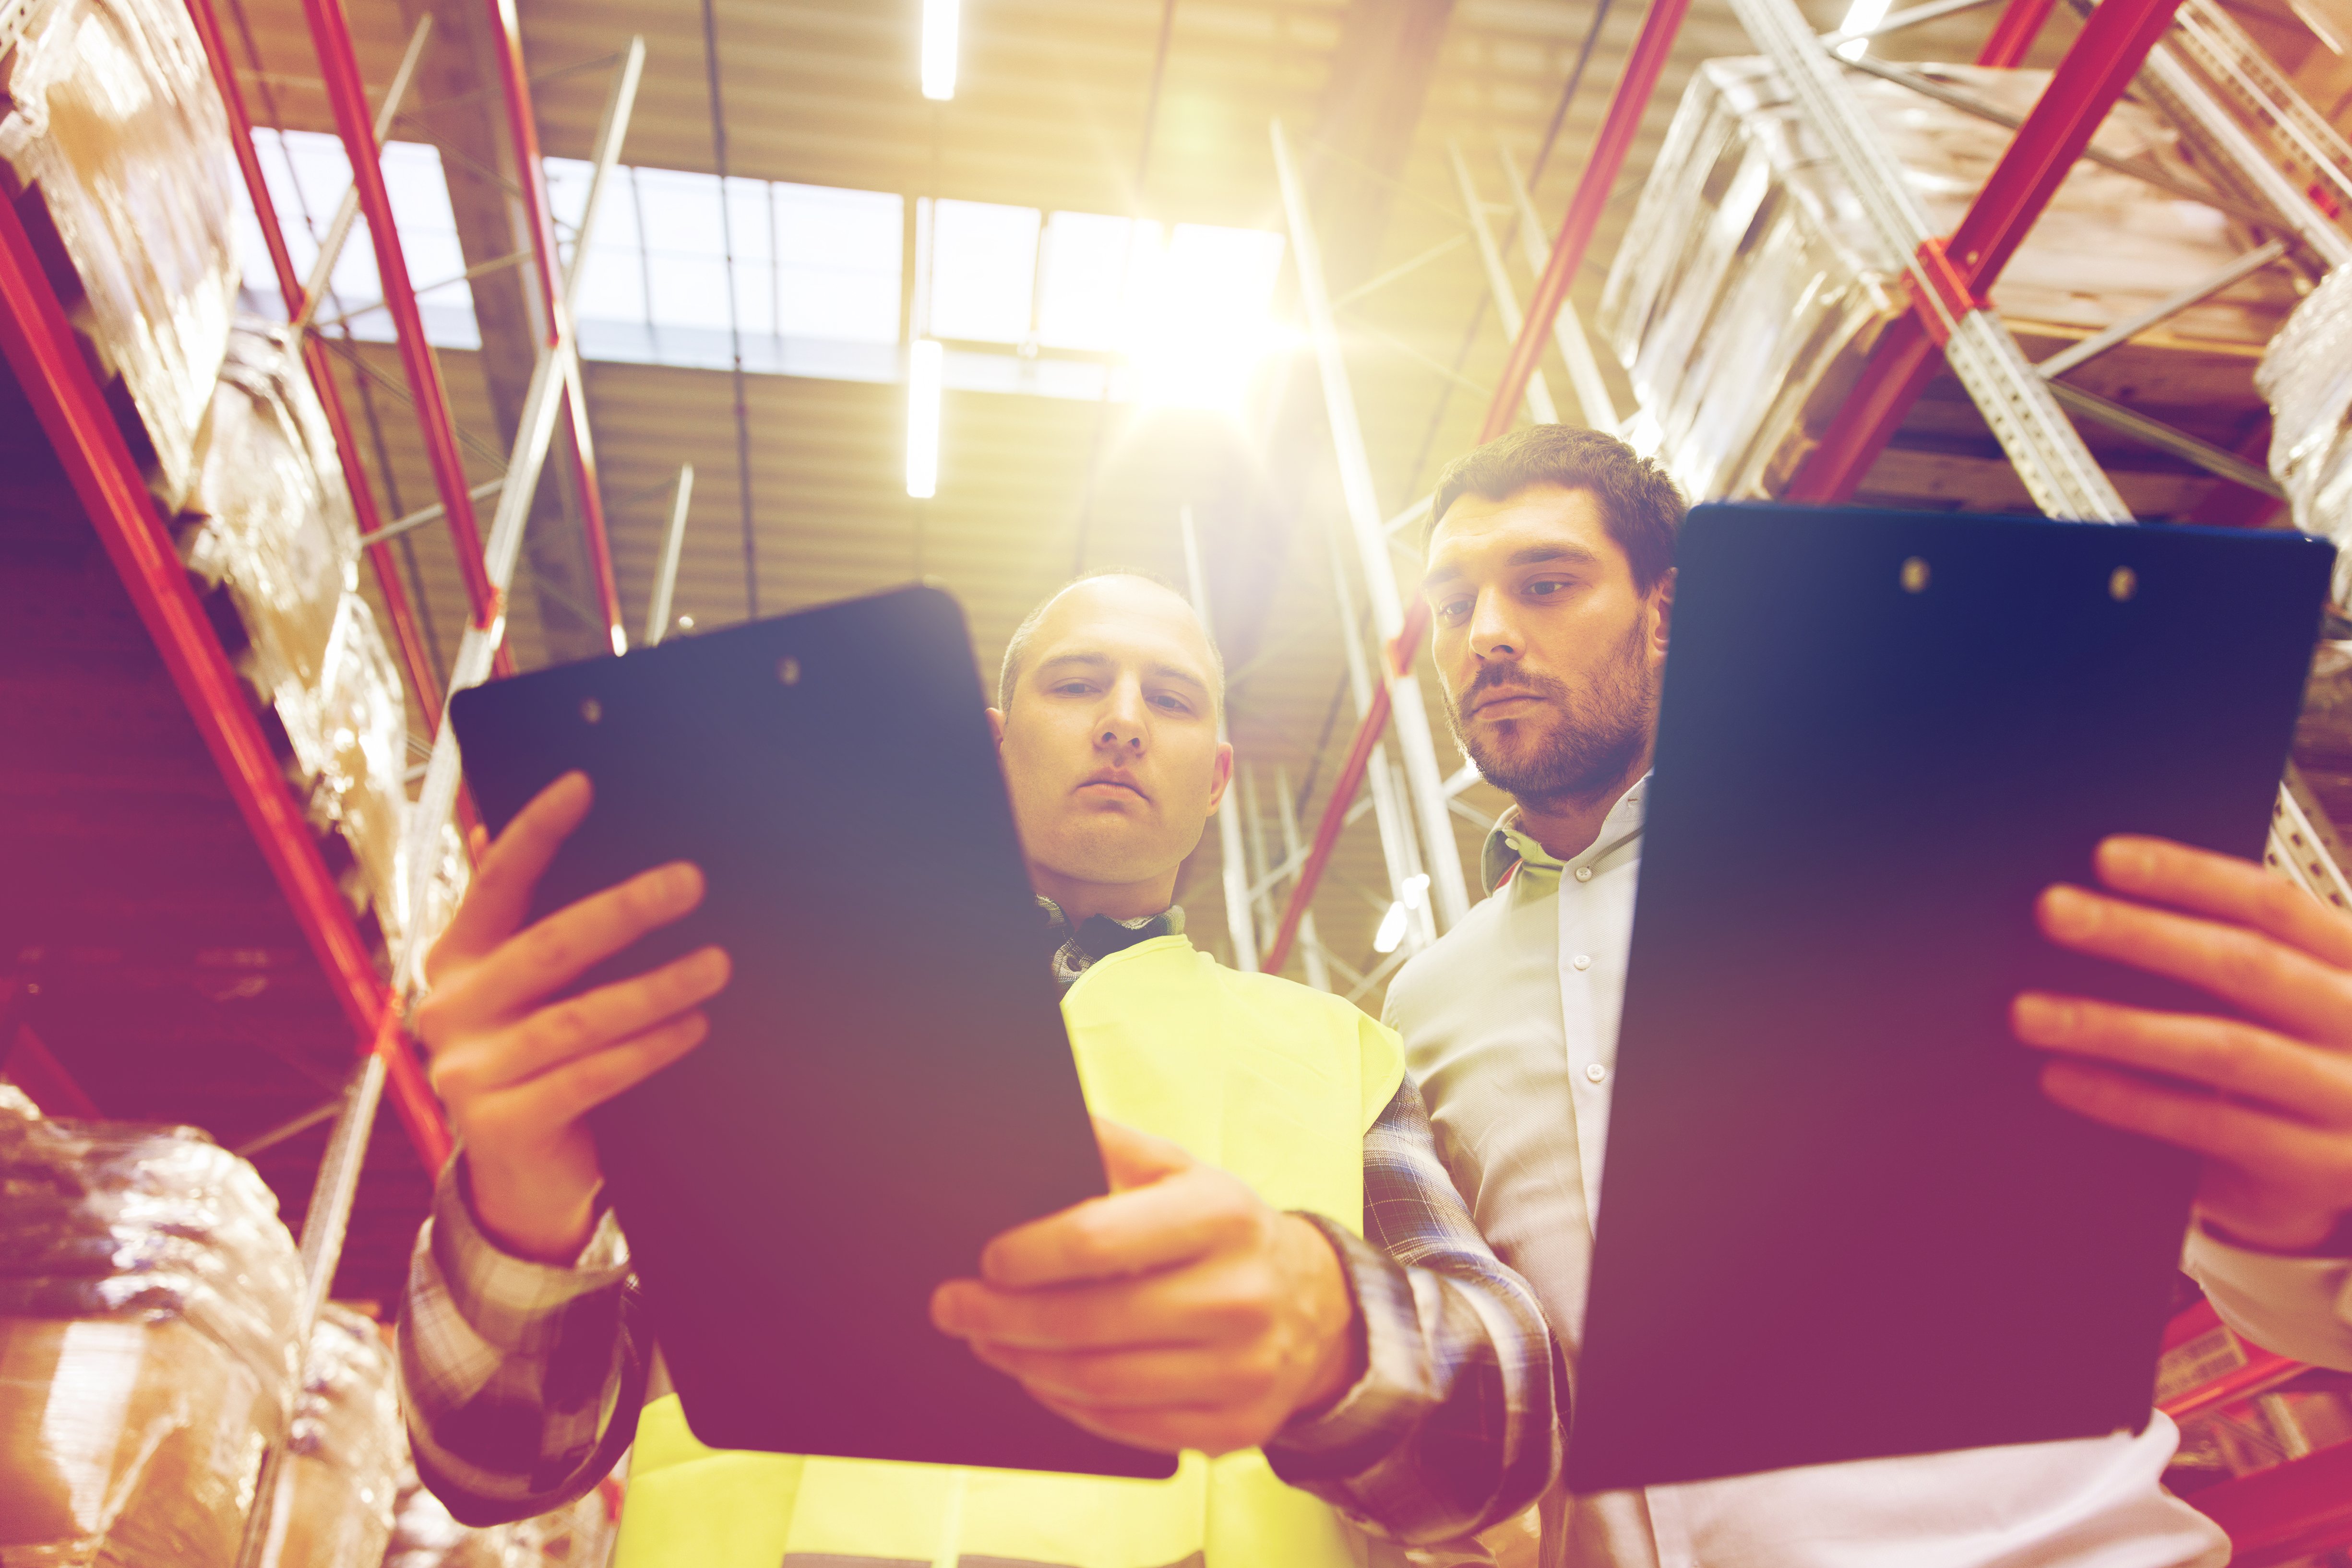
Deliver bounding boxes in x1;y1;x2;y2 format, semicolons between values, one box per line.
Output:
394;570;1561;1567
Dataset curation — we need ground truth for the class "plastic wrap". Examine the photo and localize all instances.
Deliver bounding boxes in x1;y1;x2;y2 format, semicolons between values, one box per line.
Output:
310;592;407;951
2257;266;2352;808
258;1306;399;1568
398;814;472;986
0;1100;303;1568
179;320;414;957
382;1467;619;1568
2259;265;2352;591
1601;59;2298;504
180;321;363;773
0;0;239;507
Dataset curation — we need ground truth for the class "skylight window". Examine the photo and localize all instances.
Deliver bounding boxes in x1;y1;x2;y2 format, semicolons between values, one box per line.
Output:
233;129;480;350
546;159;903;375
232;137;1279;410
926;199;1042;344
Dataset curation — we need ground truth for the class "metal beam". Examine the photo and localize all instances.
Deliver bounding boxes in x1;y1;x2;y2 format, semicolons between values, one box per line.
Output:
2033;239;2288;379
390;0;621;663
182;0;446;713
1274;118;1470;936
1767;0;2167;516
645;463;694;646
1495;144;1620;431
1273;767;1332;992
397;44;640;978
301;0;500;627
1976;0;2060;65
2042;380;2287;498
1183;506;1259;973
1448;143;1560;427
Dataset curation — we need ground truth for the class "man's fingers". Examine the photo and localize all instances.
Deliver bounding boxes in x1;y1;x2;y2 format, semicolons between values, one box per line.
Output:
2094;836;2352;972
430;947;731;1100
2037;883;2352;1047
2013;992;2352;1124
932;1266;1235;1351
486;1010;711;1133
976;1170;1256;1289
427;773;592;981
2041;1059;2352;1190
967;1341;1269;1412
438;860;707;1028
1093;1117;1196;1192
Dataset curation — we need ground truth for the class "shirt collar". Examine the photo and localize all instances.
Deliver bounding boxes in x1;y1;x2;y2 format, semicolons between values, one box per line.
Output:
1480;773;1651;895
1035;896;1184;986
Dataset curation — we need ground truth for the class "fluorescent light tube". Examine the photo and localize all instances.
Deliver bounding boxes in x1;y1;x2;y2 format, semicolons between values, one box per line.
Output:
922;0;960;100
1373;900;1408;955
906;338;943;499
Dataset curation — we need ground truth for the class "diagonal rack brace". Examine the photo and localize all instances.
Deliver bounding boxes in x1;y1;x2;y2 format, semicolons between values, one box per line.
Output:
395;37;645;988
1741;0;2149;519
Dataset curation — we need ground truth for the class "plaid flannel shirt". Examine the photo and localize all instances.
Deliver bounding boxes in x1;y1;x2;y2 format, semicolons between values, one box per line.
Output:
398;901;1561;1543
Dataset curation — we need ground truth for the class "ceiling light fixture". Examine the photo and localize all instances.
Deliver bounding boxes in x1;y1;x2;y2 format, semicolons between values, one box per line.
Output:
1373;900;1409;955
921;0;960;100
906;338;944;499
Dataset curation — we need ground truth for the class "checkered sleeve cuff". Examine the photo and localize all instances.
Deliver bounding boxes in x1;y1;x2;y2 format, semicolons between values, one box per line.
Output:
430;1153;633;1359
1267;1214;1434;1472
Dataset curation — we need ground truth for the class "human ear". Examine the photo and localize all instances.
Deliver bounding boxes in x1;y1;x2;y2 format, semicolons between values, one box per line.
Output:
1648;570;1675;658
986;707;1007;749
1207;739;1234;813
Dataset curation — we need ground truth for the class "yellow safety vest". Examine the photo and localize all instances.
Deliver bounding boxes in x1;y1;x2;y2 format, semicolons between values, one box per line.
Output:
613;933;1408;1568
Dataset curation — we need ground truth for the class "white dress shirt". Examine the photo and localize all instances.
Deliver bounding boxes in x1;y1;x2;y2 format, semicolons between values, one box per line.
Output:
1385;777;2352;1568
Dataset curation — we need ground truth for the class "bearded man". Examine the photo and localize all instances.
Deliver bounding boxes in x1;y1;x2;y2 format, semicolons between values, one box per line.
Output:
1389;423;2352;1567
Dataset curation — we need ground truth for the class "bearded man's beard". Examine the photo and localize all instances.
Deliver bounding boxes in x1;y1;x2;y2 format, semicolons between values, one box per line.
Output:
1445;616;1658;807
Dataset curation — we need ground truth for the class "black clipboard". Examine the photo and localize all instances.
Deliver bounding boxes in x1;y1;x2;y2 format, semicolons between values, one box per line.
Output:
1563;504;2332;1492
449;583;1177;1479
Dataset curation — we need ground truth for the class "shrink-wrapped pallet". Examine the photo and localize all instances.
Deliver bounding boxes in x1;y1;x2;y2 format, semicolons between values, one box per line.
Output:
179;321;415;961
2261;265;2352;588
257;1305;400;1568
181;322;363;770
1599;59;2300;505
2257;266;2352;812
0;1098;303;1568
0;0;239;507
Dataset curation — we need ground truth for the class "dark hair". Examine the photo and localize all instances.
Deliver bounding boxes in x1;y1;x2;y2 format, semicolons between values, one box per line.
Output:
996;569;1226;713
1429;425;1684;592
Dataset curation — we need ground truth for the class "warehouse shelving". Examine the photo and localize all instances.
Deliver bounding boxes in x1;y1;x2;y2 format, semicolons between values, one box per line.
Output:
0;0;640;1553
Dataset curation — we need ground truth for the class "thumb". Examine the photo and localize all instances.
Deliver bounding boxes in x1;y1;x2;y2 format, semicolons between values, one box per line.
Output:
1093;1116;1195;1192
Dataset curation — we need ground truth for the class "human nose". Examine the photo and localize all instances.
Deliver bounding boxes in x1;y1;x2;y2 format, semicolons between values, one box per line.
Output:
1467;590;1523;664
1094;678;1148;754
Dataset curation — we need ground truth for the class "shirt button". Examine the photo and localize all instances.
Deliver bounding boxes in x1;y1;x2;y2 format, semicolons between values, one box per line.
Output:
1572;953;1592;971
1585;1062;1608;1083
1574;866;1594;882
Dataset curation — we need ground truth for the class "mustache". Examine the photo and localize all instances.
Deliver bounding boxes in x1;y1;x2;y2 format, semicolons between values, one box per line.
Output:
1462;665;1568;708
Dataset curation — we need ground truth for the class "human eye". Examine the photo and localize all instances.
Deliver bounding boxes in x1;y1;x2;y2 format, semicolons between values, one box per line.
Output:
1523;577;1575;601
1051;679;1096;697
1150;690;1194;715
1433;595;1473;627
